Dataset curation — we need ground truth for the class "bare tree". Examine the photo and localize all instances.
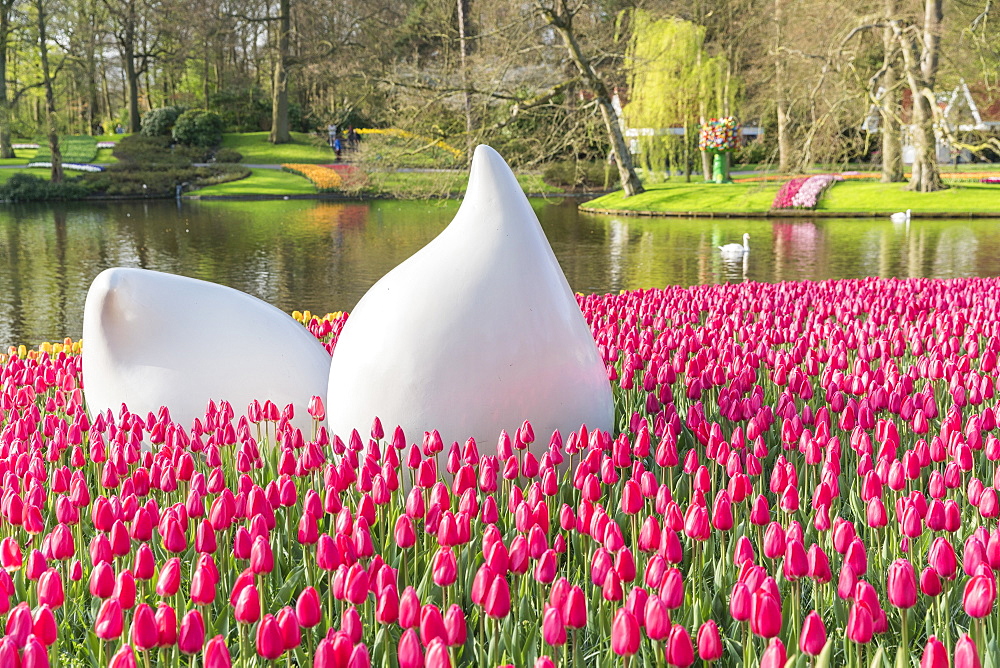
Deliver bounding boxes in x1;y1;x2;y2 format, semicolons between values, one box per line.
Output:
534;0;643;197
774;0;792;172
102;0;165;131
34;0;62;182
0;0;19;157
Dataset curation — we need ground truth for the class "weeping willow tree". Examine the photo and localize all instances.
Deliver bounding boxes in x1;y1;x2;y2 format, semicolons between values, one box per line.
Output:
624;13;737;181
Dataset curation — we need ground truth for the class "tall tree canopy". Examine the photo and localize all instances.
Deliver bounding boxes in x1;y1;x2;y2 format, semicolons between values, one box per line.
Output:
624;13;736;179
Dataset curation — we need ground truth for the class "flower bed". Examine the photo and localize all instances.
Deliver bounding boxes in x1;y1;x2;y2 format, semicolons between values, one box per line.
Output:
282;164;342;192
4;277;1000;666
27;162;105;172
772;174;841;209
770;177;808;209
982;177;1000;184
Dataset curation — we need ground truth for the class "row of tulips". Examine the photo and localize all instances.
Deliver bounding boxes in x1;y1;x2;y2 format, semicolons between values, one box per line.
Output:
4;277;1000;667
282;164;343;192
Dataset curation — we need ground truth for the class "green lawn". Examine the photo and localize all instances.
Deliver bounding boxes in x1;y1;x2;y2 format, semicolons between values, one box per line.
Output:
34;135;98;163
370;170;560;197
584;180;780;213
94;148;117;164
220;132;336;164
583;179;1000;215
189;166;560;198
819;181;1000;213
190;168;316;196
0;167;53;182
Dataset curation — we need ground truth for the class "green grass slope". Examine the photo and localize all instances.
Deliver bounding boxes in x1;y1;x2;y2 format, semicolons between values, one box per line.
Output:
220;132;336;164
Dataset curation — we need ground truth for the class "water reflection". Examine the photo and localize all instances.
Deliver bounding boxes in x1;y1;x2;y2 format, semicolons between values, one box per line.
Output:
1;198;1000;348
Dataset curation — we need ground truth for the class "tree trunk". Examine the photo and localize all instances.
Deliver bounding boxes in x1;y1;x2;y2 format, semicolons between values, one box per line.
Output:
268;0;291;144
0;3;13;158
203;47;210;107
892;0;944;192
457;0;473;162
36;0;62;183
774;0;791;172
880;0;903;182
540;1;643;196
100;51;114;129
880;67;903;182
123;8;141;133
86;8;99;134
907;91;942;192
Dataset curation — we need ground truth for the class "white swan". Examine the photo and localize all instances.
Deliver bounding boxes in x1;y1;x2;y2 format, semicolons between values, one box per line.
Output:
719;233;750;257
890;209;911;224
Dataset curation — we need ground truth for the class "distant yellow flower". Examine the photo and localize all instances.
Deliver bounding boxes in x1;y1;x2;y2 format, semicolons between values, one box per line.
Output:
355;128;463;160
282;164;342;191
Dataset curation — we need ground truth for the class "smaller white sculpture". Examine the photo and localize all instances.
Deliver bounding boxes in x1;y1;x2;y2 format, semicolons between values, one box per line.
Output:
82;268;331;433
326;145;614;452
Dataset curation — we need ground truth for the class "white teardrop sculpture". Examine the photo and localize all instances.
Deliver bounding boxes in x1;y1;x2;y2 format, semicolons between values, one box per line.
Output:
327;144;613;451
82;267;332;434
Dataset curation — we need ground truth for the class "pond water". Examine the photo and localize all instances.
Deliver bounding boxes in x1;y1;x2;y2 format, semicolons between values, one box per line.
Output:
1;197;1000;348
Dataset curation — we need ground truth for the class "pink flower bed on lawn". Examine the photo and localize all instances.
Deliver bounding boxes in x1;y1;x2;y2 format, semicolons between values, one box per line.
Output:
773;174;842;210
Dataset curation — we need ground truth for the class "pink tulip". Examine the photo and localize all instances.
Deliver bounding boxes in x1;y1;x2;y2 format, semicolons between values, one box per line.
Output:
611;608;640;656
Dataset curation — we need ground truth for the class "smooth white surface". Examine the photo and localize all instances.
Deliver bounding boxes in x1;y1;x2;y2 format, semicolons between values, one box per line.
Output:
82;268;332;432
326;145;613;449
719;232;750;257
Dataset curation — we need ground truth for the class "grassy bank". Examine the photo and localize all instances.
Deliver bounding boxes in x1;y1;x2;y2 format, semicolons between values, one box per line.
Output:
192;168;317;196
190;167;561;198
366;170;560;197
219;132;336;164
582;179;1000;215
583;180;779;214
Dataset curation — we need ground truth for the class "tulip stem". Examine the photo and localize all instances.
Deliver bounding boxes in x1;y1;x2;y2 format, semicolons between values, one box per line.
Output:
743;623;751;668
901;608;909;658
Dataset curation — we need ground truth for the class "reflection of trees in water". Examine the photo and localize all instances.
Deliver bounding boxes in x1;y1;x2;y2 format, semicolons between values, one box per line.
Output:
930;226;977;278
608;219;628;289
2;201;1000;348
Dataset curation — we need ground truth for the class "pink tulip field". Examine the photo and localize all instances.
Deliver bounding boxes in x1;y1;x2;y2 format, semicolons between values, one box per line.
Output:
4;276;1000;667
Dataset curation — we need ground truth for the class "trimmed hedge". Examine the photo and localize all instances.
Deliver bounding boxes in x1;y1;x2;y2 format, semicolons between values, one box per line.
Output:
173;110;224;148
140;106;185;137
0;173;92;202
80;163;249;197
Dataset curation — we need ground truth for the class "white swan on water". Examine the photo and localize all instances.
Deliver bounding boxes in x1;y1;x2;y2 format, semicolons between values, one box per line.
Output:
719;233;750;257
890;209;911;224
